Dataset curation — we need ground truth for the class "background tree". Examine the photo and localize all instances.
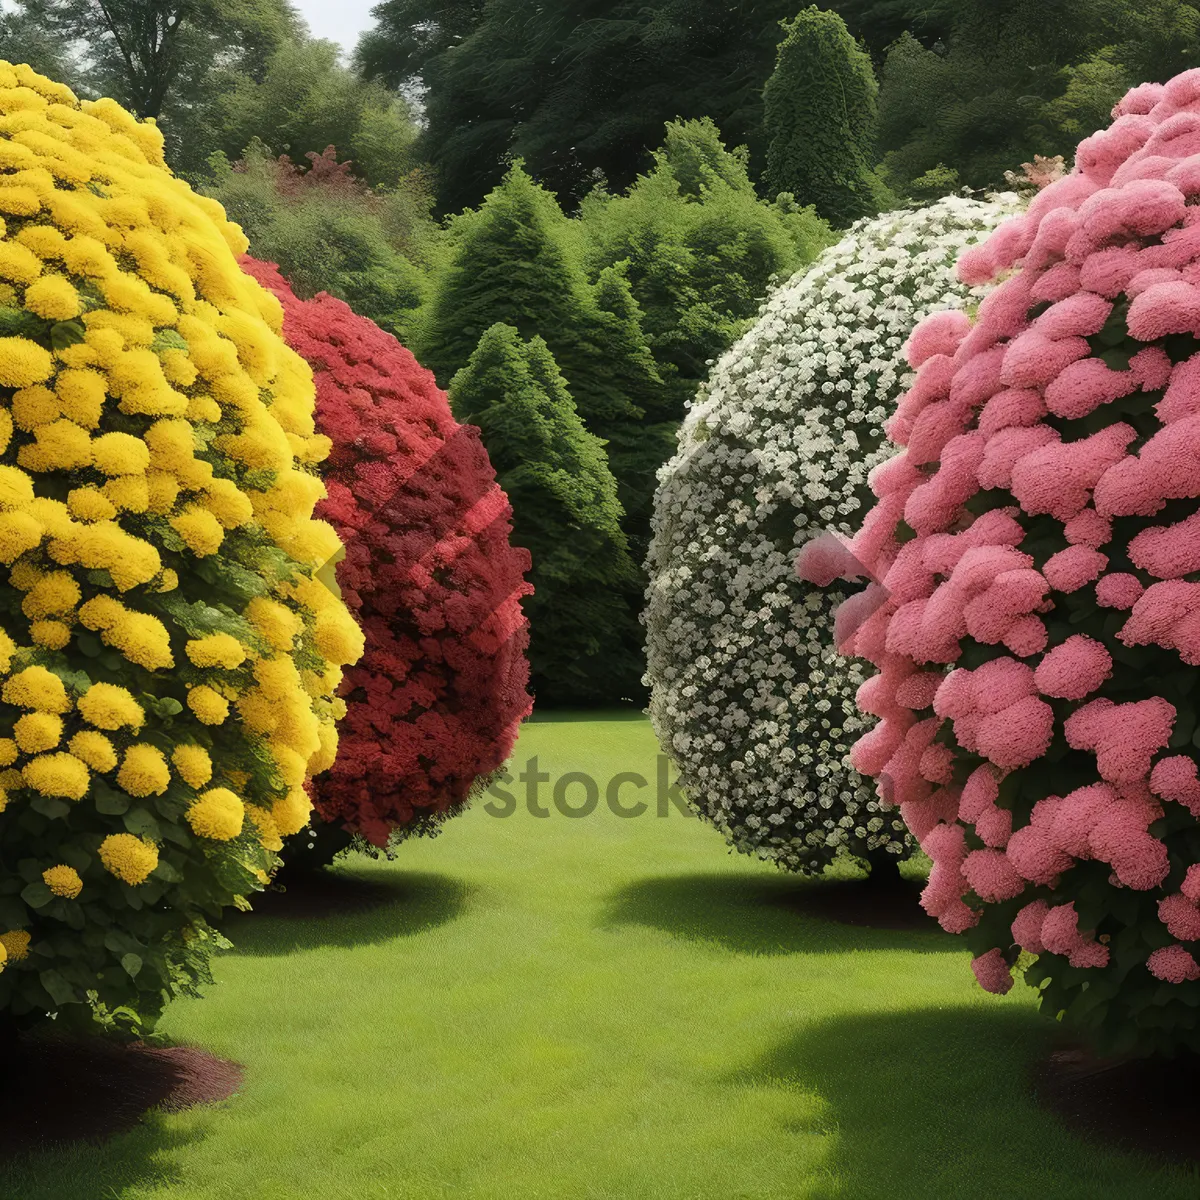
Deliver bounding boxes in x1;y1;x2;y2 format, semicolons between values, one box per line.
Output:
205;37;419;186
204;144;435;342
874;0;1200;198
587;264;674;563
0;3;81;86
357;0;802;213
579;118;832;421
3;0;300;159
762;7;891;225
449;324;643;705
1;2;421;185
823;0;953;58
416;163;643;437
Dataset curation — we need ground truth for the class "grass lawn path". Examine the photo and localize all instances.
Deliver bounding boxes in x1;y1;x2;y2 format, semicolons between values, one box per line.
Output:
4;712;1197;1199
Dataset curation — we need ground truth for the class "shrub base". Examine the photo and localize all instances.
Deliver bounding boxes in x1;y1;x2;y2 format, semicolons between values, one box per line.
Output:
1033;1043;1200;1165
0;1033;241;1151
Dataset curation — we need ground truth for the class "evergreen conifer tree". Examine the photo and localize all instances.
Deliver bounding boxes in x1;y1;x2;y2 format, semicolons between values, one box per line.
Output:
582;119;831;419
763;7;890;225
449;323;644;705
418;163;641;434
588;263;676;564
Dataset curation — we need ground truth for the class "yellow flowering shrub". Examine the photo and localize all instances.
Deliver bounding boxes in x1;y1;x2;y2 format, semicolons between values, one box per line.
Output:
0;64;362;1035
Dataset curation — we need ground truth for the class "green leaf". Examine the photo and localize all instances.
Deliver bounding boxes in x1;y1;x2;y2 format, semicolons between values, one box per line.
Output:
16;859;42;884
1098;345;1133;371
21;881;53;909
39;969;77;1007
151;329;189;354
160;822;192;848
143;695;183;718
49;319;86;350
122;808;161;840
103;929;138;953
1170;709;1197;749
29;795;71;820
94;782;130;816
151;859;184;883
76;633;104;658
120;953;143;979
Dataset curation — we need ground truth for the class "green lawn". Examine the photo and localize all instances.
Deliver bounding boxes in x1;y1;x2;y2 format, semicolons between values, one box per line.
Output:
4;712;1197;1199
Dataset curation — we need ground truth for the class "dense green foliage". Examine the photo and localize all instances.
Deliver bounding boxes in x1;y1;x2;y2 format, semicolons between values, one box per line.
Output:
580;119;833;422
415;163;662;561
877;0;1200;196
416;165;638;429
204;144;434;342
197;37;420;186
357;0;802;212
449;325;643;705
353;0;1200;211
763;8;891;225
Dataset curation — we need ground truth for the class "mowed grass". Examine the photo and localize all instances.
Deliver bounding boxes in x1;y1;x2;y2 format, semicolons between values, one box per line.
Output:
4;711;1198;1199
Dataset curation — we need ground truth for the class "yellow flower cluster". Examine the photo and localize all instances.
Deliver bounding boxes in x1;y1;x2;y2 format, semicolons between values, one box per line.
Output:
0;929;30;960
42;863;81;898
0;65;364;1021
186;787;244;841
98;832;158;885
76;681;142;730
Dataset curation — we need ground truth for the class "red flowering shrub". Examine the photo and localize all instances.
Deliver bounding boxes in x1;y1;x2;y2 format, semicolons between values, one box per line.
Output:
243;258;533;848
800;70;1200;1056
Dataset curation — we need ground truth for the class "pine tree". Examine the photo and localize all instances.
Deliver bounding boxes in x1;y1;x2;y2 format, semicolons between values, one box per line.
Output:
580;118;831;421
418;163;641;435
588;263;676;564
449;323;644;705
763;7;890;225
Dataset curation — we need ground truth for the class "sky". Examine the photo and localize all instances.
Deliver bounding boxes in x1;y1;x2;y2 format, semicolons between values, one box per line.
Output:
295;0;378;55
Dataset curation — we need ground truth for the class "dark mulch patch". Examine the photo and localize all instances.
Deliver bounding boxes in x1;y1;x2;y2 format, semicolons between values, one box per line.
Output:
1032;1043;1200;1165
246;870;400;921
771;876;935;931
1;1033;242;1152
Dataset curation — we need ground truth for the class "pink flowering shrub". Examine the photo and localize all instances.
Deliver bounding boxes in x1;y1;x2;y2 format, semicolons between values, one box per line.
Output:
799;70;1200;1056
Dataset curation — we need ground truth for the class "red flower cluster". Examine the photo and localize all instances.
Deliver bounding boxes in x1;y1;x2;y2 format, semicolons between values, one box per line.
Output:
242;258;533;845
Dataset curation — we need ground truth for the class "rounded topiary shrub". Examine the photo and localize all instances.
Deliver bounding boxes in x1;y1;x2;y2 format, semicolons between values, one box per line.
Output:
243;259;533;851
806;70;1200;1055
0;64;363;1035
645;194;1019;875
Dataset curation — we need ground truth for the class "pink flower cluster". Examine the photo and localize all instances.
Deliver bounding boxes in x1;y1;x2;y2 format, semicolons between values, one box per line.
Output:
798;70;1200;1003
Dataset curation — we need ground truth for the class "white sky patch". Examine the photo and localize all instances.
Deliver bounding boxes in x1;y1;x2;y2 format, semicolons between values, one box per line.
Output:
294;0;377;55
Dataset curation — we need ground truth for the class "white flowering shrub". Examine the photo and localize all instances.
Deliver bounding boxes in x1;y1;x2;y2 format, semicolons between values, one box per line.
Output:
645;194;1022;874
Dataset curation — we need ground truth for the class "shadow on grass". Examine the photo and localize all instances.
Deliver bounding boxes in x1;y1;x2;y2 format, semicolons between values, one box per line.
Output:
730;1006;1196;1200
600;872;954;955
527;706;647;723
223;868;473;957
0;1117;204;1200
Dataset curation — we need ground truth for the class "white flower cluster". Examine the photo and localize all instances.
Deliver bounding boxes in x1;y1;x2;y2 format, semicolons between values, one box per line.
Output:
644;194;1022;873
